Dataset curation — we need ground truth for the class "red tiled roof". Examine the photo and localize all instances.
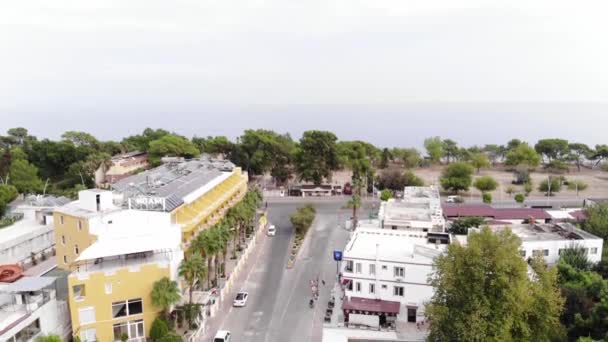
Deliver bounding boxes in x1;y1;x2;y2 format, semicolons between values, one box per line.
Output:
493;208;551;220
342;297;401;314
442;204;551;220
443;204;496;218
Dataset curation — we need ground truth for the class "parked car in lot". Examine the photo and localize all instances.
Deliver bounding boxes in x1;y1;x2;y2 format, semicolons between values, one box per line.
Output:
233;291;249;307
446;195;463;203
267;224;276;236
214;330;231;342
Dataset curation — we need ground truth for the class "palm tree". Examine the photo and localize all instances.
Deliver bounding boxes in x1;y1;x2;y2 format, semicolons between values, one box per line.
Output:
216;222;231;278
178;254;206;304
151;277;181;319
203;229;220;287
347;180;363;229
191;232;212;288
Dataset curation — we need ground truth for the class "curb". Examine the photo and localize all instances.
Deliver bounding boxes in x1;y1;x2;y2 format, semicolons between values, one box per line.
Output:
286;216;317;269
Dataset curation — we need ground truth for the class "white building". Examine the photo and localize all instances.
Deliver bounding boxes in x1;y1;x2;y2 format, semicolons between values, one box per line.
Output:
341;227;449;326
0;196;70;266
0;276;70;342
455;222;604;265
378;186;445;232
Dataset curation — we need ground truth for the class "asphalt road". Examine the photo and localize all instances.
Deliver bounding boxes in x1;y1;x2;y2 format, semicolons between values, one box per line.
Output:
210;200;351;342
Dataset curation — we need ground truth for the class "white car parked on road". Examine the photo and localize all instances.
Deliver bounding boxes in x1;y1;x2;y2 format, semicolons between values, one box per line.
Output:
213;330;231;342
233;291;249;307
267;224;276;236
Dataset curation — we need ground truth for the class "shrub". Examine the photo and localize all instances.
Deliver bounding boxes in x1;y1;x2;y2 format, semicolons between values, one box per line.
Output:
474;176;498;193
539;177;562;196
449;217;485;235
523;181;533;196
380;189;392;201
514;193;525;203
567;180;588;193
482;192;492;204
513;166;530;185
601;162;608;172
150;317;170;342
505;186;515;196
290;205;316;237
440;162;474;193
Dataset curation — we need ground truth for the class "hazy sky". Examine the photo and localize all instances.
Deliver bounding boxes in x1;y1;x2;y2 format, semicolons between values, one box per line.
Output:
1;1;607;147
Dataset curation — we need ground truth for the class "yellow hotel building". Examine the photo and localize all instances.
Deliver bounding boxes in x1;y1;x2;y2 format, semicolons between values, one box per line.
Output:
54;159;247;341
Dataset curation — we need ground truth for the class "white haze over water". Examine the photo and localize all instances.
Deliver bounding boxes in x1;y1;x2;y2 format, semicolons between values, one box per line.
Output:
1;1;607;147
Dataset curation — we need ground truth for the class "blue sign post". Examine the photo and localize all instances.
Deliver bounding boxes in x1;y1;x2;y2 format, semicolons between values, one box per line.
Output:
333;250;343;279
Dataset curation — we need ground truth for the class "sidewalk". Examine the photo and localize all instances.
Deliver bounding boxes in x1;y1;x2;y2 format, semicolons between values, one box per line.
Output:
199;220;269;340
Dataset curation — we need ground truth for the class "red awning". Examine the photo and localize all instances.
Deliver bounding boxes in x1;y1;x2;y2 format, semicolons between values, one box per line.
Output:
342;278;351;285
342;297;401;314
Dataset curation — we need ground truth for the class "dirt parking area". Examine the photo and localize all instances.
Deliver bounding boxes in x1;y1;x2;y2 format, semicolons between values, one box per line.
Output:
412;166;608;200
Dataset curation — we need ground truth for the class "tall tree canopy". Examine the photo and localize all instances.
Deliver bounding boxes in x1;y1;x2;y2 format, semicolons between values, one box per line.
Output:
427;227;564;341
191;135;234;157
440;162;474;193
147;134;200;166
505;143;541;168
535;138;570;163
295;130;339;185
567;143;592;172
424;136;444;164
230;129;295;180
442;139;459;164
9;158;43;194
122;128;171;152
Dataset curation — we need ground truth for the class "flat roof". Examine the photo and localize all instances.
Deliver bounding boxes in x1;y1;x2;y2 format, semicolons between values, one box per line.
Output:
1;276;56;293
343;228;446;263
443;204;551;220
112;158;236;212
76;234;177;261
490;222;602;242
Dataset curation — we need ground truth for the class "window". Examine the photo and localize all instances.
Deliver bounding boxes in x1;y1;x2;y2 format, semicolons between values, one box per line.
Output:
391;225;397;230
78;220;83;231
369;264;376;275
393;286;404;297
591;247;598;255
544;249;549;256
355;282;361;292
63;255;68;264
558;249;565;256
533;249;547;257
60;215;64;224
345;260;353;272
381;284;387;289
73;284;86;300
113;319;144;341
80;328;97;342
382;265;388;270
355;263;362;274
105;283;113;294
369;283;375;294
61;235;65;245
79;307;96;325
394;266;405;277
519;250;526;257
74;244;80;255
112;298;143;318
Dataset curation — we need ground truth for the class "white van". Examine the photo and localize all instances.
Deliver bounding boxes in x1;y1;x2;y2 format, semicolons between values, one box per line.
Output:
214;330;231;342
267;224;276;236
